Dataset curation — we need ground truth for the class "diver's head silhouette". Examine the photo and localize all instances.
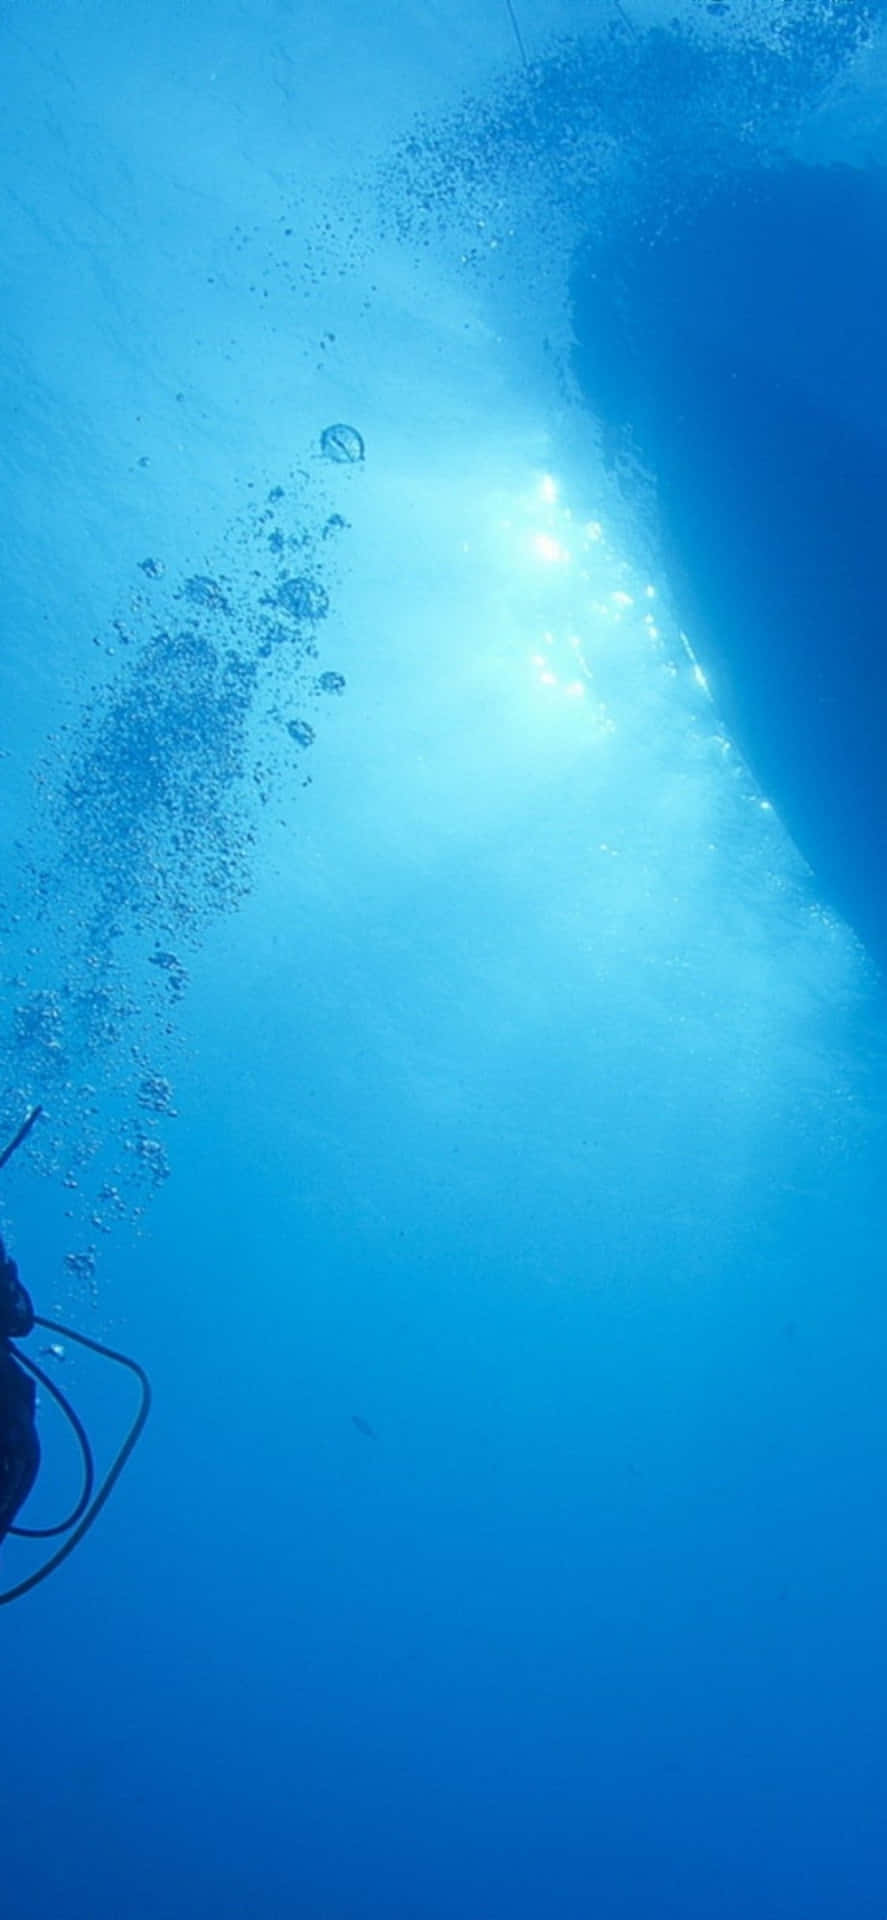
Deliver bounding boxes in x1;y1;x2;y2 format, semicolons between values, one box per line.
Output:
0;1237;35;1340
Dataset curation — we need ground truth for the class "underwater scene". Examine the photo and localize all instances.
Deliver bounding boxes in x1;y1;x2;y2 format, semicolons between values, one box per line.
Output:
3;0;887;1913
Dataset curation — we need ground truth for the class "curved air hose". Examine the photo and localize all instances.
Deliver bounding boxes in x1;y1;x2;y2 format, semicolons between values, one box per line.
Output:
10;1344;96;1536
0;1317;152;1606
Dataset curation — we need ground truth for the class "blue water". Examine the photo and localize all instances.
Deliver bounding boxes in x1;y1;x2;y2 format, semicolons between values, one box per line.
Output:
3;3;887;1915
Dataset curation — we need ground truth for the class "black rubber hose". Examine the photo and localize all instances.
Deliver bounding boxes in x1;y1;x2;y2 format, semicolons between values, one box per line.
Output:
9;1348;96;1537
0;1316;152;1606
0;1105;43;1170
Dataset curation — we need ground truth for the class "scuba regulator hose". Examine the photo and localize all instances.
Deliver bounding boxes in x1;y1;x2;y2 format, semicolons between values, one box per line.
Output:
0;1107;152;1605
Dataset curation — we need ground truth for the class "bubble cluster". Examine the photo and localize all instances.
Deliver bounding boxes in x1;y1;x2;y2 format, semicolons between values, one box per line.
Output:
0;469;354;1265
51;482;350;941
13;991;66;1069
137;1074;177;1118
148;951;189;1002
380;3;878;324
127;1132;170;1186
274;576;330;622
63;1248;97;1284
62;627;258;931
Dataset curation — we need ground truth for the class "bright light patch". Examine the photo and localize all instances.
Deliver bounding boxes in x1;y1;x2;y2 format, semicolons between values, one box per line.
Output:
508;469;678;747
680;631;712;696
533;533;570;565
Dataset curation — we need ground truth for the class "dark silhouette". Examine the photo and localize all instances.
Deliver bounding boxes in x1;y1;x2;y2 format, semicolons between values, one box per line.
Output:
572;163;887;972
0;1247;40;1547
0;1108;152;1604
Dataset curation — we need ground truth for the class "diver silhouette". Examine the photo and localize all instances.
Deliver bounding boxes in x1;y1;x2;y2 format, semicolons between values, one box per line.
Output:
0;1243;40;1547
0;1106;151;1605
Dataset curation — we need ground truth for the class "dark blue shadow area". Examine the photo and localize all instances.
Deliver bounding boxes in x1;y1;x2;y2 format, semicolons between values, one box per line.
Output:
572;163;887;969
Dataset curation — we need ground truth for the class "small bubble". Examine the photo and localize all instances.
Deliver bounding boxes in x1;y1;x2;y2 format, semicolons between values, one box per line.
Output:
320;423;365;464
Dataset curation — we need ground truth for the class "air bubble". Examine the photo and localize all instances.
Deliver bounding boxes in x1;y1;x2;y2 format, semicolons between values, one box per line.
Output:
320;423;365;464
